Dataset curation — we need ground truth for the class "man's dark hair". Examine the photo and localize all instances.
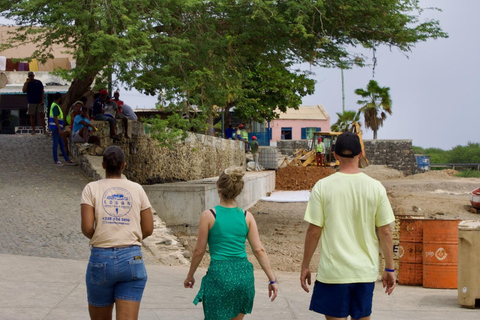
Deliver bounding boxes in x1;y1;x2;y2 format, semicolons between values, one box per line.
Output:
80;96;88;104
53;92;62;101
103;146;125;175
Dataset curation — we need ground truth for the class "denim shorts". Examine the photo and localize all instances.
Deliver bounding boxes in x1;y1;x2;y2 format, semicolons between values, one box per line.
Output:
309;280;375;319
86;245;147;307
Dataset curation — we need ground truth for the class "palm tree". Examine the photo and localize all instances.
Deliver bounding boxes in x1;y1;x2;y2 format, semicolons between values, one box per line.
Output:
331;110;361;132
355;80;392;139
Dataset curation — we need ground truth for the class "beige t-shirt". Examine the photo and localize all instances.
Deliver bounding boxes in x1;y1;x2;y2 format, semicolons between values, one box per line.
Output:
81;178;152;248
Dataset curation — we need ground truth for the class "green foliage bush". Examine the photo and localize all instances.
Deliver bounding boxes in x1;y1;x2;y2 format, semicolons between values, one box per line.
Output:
455;170;480;178
143;110;209;150
413;143;480;164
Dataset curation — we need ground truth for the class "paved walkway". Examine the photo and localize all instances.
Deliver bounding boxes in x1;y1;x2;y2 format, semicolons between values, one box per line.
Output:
0;135;479;319
1;253;478;320
0;134;185;265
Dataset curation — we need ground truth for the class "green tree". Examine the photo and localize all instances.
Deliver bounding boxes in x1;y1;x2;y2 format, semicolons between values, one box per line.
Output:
331;110;361;132
0;0;162;112
355;80;392;139
117;0;447;129
447;142;480;163
1;0;448;139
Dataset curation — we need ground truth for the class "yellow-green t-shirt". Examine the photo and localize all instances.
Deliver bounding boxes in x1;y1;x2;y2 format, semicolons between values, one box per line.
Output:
304;172;394;284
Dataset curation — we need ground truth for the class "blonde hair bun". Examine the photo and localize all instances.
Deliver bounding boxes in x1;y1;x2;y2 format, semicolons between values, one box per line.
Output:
224;167;245;182
218;167;245;200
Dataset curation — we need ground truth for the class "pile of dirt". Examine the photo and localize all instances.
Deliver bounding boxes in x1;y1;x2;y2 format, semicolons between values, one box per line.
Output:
360;165;405;180
275;166;335;190
406;169;458;180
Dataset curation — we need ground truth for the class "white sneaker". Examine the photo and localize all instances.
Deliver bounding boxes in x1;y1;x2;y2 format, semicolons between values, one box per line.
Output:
82;142;90;147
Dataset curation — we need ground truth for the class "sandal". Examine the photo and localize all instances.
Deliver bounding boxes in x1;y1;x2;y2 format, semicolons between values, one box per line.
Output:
66;160;77;166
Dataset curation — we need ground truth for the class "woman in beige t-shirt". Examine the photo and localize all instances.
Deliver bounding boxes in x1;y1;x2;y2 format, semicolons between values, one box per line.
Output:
81;146;154;320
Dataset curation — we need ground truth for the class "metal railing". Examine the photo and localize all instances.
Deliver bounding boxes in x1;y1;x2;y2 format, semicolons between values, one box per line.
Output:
430;163;480;171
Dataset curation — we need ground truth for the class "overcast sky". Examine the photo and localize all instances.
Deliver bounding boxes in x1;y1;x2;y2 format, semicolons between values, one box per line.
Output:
301;0;477;149
1;1;473;149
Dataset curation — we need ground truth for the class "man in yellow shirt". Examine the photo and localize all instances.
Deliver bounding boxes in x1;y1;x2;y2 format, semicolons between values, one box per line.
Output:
300;132;396;320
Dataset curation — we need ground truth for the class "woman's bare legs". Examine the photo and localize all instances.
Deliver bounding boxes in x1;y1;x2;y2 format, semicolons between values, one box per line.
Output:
115;299;141;320
88;304;113;320
88;300;140;320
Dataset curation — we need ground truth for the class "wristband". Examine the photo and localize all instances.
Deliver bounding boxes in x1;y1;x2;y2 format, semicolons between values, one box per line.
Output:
385;268;395;273
269;279;277;285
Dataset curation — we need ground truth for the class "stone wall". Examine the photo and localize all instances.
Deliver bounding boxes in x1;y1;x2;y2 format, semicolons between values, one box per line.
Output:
277;140;310;156
363;139;417;175
80;120;245;184
276;138;417;175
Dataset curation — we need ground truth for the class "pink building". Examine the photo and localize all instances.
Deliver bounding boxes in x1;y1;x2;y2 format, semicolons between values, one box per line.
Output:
270;104;330;143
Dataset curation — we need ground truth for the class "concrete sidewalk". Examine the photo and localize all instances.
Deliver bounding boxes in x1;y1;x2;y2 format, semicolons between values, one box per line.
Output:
1;254;478;320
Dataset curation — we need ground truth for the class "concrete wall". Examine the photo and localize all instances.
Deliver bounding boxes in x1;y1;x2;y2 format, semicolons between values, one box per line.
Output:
143;171;275;233
0;26;72;60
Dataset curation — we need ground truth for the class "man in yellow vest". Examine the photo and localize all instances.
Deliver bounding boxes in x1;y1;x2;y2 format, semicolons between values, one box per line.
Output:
49;92;76;166
316;137;325;166
239;124;249;152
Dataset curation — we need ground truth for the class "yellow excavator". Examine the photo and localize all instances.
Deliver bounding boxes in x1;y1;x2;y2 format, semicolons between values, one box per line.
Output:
279;122;368;168
311;122;369;168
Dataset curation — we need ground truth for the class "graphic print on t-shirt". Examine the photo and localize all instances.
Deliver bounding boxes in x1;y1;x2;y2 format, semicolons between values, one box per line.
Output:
102;187;133;225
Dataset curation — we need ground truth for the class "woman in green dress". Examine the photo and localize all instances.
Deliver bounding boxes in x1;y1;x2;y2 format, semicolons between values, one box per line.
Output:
184;167;278;319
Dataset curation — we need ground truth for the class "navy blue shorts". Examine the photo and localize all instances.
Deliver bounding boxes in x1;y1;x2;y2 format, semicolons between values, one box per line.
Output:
309;280;375;319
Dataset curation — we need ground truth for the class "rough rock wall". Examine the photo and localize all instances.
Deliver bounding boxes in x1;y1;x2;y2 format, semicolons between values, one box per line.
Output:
90;121;245;184
277;140;310;156
276;138;416;175
363;139;417;175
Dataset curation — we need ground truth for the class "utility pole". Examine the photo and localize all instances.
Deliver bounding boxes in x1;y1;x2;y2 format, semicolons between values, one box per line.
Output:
341;68;345;112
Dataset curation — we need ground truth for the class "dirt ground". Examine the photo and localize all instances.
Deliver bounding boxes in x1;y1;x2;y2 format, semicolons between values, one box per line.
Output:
275;166;336;190
177;165;480;272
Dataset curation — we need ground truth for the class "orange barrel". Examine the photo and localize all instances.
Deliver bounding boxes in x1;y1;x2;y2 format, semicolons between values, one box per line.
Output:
398;218;424;285
423;219;461;289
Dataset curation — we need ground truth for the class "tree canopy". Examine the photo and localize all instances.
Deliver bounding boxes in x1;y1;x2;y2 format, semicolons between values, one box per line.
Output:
331;110;361;132
1;0;447;136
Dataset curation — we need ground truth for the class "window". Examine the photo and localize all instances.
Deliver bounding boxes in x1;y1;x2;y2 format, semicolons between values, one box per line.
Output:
301;127;321;139
281;127;292;140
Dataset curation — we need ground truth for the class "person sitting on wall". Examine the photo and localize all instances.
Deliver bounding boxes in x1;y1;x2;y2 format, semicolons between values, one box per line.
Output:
92;89;120;142
114;101;134;139
72;106;101;146
117;101;138;121
225;124;234;140
235;125;242;140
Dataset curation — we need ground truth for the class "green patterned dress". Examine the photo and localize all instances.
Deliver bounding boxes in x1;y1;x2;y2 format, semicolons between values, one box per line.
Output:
194;206;255;319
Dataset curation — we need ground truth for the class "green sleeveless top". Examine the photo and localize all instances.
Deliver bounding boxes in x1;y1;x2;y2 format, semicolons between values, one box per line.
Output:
208;205;249;261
